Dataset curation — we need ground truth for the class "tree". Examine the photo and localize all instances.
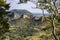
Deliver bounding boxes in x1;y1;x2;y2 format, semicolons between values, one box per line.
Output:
37;0;59;40
18;0;28;4
0;0;9;39
36;2;46;22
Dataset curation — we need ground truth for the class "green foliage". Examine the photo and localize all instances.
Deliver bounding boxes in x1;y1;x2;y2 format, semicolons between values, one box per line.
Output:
9;18;60;40
9;19;39;40
37;0;60;40
38;0;51;3
57;16;60;23
0;0;9;39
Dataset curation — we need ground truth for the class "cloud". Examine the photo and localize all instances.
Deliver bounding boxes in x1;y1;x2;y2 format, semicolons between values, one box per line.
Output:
6;0;19;4
6;0;49;14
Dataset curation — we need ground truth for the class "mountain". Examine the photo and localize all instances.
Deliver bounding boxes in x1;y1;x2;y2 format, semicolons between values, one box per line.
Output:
9;9;32;15
8;9;33;20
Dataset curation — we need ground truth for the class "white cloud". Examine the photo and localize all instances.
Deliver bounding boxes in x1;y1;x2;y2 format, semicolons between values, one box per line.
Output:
6;0;49;14
6;0;19;4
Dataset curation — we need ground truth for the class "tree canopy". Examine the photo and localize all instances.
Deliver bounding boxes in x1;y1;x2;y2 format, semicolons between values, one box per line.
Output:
0;0;9;37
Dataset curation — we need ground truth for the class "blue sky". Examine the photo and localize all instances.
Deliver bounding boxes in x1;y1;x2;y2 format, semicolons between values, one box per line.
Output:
6;0;49;14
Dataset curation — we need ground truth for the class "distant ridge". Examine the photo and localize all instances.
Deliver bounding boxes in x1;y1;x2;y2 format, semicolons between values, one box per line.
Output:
9;9;33;15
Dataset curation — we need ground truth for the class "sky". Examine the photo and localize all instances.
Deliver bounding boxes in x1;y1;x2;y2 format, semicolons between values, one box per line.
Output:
6;0;49;14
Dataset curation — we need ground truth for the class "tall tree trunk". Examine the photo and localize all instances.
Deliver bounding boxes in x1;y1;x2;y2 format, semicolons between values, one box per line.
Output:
51;19;58;40
51;0;58;40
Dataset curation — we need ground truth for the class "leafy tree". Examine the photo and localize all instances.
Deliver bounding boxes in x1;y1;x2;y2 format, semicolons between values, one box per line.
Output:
0;0;9;39
37;0;59;40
